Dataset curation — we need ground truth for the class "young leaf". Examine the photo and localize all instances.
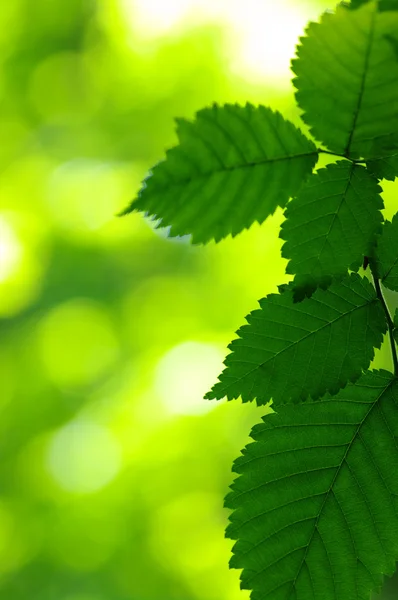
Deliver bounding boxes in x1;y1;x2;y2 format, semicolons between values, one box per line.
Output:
120;104;318;243
373;213;398;291
226;370;398;600
280;162;383;298
205;274;387;406
292;2;398;159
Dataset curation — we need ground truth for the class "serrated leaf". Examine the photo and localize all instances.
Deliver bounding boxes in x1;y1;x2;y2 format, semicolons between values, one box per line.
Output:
292;2;398;159
121;104;318;243
226;370;398;600
280;162;383;298
394;309;398;343
373;213;398;291
205;274;387;405
367;153;398;180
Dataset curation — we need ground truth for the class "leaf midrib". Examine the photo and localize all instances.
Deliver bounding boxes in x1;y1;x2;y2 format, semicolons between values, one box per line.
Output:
287;378;395;599
313;163;356;267
218;289;378;396
140;151;319;195
381;255;398;284
345;5;377;156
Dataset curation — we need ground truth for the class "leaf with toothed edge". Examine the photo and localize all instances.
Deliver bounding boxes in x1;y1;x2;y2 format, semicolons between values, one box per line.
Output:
366;131;398;180
292;1;398;159
226;370;398;600
393;310;398;344
373;213;398;291
205;274;387;406
120;104;318;244
367;154;398;181
280;161;384;300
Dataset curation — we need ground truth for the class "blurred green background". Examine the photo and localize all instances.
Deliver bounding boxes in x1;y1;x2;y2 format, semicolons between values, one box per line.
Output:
0;1;397;599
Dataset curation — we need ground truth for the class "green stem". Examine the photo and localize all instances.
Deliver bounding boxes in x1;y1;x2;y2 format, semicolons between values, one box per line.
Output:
372;272;398;376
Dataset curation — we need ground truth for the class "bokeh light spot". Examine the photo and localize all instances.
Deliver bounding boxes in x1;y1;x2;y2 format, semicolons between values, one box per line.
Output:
47;420;122;494
0;215;22;283
154;341;224;415
37;299;119;388
128;0;190;35
125;0;308;83
47;159;132;236
150;492;230;586
227;0;306;81
0;211;46;316
28;51;98;123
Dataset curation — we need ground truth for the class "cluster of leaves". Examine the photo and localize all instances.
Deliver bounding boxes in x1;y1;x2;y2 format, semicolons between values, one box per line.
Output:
123;1;398;599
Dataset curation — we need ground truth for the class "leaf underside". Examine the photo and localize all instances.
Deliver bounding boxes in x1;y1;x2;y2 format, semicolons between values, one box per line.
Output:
280;161;384;298
373;212;398;291
226;370;398;600
292;1;398;159
205;274;387;406
121;104;318;243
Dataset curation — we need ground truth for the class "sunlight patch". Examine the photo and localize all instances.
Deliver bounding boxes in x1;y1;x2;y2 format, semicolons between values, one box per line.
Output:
0;215;23;283
47;420;122;494
155;341;224;416
122;0;308;82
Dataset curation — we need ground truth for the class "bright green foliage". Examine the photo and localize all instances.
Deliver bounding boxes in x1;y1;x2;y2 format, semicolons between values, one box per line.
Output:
280;162;383;297
121;104;318;243
205;274;386;406
292;1;398;159
373;214;398;291
126;0;398;599
226;370;398;600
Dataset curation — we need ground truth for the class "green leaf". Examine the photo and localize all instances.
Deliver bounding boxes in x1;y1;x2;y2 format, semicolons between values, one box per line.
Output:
367;153;398;180
381;0;398;9
348;0;370;7
349;0;398;10
385;32;398;59
280;162;383;298
348;0;367;7
373;213;398;291
120;104;318;243
292;1;398;159
205;274;387;406
393;309;398;344
226;370;398;600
